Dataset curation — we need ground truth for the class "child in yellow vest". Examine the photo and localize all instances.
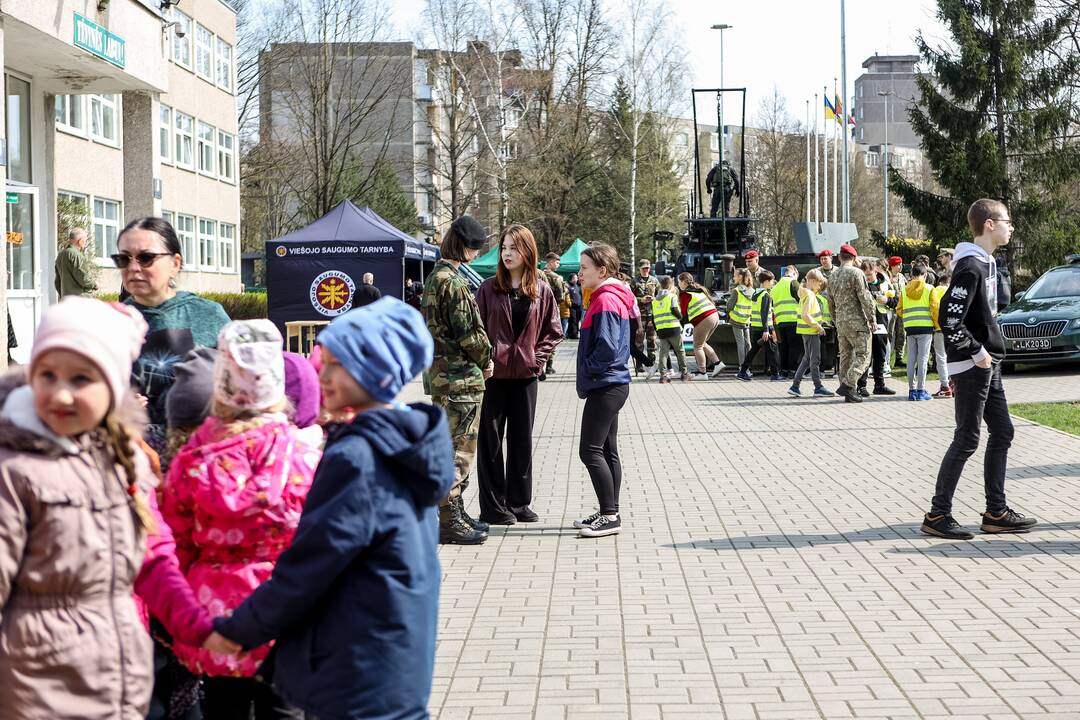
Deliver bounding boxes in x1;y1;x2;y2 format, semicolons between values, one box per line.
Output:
897;264;935;400
788;269;834;397
652;276;689;382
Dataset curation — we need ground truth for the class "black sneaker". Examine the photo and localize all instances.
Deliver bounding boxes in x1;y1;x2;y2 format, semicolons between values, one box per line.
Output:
873;385;897;396
573;510;602;529
857;387;870;398
579;514;621;538
981;508;1038;534
921;513;974;540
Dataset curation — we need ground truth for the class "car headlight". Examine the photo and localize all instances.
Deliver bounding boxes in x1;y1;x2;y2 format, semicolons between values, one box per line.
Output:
1071;317;1080;330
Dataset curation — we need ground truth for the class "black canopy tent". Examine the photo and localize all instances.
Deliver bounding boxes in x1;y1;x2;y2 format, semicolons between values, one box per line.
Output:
265;200;438;333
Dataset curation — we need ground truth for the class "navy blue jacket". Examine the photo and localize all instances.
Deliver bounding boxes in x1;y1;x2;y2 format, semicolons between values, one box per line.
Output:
576;281;635;398
215;403;454;720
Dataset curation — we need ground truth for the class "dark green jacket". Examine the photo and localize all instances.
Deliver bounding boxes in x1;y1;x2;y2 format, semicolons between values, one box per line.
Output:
54;244;96;297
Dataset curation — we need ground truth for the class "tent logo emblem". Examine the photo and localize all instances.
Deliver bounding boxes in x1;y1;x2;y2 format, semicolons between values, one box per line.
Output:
310;270;356;317
275;246;287;257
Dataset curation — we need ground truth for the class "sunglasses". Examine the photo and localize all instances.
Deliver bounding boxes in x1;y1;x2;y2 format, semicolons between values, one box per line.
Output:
111;251;174;269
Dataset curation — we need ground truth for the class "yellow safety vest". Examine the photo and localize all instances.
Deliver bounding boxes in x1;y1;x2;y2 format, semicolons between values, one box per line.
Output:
651;294;681;332
817;292;832;326
901;285;934;331
930;285;947;330
796;292;823;335
686;291;714;321
769;277;799;325
729;287;753;325
749;289;770;330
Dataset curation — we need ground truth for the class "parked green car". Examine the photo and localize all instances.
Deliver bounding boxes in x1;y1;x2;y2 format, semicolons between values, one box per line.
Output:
998;258;1080;369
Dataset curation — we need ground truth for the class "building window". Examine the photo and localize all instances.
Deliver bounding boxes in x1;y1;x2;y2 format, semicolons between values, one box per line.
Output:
217;131;235;183
93;197;121;261
89;94;119;146
158;104;172;164
216;40;233;92
55;95;85;135
218;223;236;273
171;9;193;70
174;112;194;170
176;214;196;260
195;24;214;82
197;122;216;175
674;132;688;147
198;218;217;270
162;210;174;227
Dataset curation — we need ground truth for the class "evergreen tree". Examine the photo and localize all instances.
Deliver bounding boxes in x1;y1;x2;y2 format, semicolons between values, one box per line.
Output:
892;0;1080;273
354;160;421;234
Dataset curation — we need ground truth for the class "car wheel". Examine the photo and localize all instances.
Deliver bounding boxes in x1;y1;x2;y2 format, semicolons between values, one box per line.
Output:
1002;362;1016;374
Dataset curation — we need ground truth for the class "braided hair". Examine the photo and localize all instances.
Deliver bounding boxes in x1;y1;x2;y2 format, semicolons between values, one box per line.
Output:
103;415;156;534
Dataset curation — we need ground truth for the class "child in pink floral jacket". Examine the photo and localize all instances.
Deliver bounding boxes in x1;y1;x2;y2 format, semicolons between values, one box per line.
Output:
161;320;321;718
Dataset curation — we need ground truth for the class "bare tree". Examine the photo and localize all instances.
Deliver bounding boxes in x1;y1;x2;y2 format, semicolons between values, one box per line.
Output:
746;90;805;254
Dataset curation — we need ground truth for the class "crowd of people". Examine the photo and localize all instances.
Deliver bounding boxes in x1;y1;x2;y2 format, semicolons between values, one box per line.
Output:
0;198;1037;719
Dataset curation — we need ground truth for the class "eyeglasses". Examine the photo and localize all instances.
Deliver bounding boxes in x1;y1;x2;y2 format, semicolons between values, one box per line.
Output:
991;217;1012;225
110;252;174;269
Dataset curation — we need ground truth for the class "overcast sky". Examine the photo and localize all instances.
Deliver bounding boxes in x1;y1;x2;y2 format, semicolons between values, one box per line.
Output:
388;0;952;125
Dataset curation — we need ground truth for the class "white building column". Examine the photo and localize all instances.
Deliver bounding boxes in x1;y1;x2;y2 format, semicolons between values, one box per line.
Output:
0;18;8;371
41;91;57;306
121;90;161;221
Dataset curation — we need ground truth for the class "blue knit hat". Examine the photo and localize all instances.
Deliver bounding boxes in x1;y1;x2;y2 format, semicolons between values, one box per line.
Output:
317;297;433;403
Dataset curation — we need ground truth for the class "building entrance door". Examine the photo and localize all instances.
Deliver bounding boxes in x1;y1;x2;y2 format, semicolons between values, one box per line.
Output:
6;184;41;364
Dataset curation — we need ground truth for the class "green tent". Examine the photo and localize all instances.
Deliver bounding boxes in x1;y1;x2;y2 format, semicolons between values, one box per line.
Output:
557;238;589;276
470;245;500;278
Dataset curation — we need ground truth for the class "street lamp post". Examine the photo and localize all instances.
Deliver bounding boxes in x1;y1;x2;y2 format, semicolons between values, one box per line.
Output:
711;23;732;249
878;89;893;240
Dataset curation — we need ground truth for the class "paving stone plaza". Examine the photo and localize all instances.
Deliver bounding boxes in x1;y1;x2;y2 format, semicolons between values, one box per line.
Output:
415;344;1080;719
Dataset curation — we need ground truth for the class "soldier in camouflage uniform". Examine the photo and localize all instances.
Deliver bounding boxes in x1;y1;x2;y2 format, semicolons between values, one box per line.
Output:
541;253;567;378
630;258;660;373
422;215;492;544
828;244;876;403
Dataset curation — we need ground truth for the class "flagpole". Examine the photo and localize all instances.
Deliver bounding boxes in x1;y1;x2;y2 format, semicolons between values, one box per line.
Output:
823;87;828;224
833;79;839;222
840;0;850;222
814;92;819;226
805;99;811;223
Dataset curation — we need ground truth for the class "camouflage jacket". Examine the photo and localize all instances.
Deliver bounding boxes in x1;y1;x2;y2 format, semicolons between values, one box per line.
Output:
421;260;492;397
542;269;566;305
828;265;876;329
630;274;660;313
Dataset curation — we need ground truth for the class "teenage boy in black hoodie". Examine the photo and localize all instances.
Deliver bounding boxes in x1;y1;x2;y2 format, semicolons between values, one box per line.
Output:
921;199;1037;540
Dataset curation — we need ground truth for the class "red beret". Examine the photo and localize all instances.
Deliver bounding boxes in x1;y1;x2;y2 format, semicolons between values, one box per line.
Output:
744;250;760;260
888;256;903;266
839;244;858;257
817;249;833;257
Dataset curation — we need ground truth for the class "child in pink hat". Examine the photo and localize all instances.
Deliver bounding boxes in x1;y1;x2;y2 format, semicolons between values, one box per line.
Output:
161;319;321;717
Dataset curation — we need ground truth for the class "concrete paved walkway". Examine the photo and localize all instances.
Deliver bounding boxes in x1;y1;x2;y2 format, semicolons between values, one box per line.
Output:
419;344;1080;719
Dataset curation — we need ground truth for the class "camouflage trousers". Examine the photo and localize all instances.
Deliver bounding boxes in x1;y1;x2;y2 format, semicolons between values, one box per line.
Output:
431;393;482;506
837;326;872;389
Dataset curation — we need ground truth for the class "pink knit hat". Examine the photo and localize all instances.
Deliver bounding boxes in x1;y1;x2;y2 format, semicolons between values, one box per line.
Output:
31;297;148;406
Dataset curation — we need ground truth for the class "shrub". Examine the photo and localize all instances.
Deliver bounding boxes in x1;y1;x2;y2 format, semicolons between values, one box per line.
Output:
94;292;268;320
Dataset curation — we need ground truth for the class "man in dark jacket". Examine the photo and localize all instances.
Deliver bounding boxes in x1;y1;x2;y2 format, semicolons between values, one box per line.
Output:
921;199;1037;540
212;298;454;720
354;272;382;306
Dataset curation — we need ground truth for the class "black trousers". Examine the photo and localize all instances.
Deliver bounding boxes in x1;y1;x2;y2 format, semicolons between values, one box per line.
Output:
820;327;837;372
931;364;1013;516
477;377;538;518
580;384;629;515
569;306;582;339
858;333;889;388
201;677;300;719
776;323;803;375
739;330;779;376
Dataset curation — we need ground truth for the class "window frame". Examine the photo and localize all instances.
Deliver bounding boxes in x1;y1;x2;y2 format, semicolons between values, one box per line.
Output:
218;223;236;274
175;213;197;262
174;111;195;171
92;196;122;266
194;24;214;83
88;93;120;147
158;104;173;165
216;39;234;93
197;121;216;176
217;130;235;183
55;95;86;137
198;217;217;271
171;8;193;70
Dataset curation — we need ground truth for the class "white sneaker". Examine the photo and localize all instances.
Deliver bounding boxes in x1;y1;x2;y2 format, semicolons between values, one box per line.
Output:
709;362;726;378
644;365;658;381
573;510;602;529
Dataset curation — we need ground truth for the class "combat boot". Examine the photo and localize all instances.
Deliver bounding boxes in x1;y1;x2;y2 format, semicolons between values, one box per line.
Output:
455;495;489;532
440;502;487;545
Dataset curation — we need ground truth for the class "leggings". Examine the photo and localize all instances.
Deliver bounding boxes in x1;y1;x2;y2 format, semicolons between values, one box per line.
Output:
579;384;629;515
628;316;654;367
202;677;300;719
691;314;720;371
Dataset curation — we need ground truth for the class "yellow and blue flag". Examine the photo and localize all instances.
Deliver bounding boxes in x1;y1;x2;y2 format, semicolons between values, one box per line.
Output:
824;96;837;121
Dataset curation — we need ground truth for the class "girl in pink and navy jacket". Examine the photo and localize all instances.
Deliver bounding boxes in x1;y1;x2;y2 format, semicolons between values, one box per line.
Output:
161;320;320;719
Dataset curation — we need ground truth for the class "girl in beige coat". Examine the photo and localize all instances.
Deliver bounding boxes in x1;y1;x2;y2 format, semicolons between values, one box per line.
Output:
0;297;162;719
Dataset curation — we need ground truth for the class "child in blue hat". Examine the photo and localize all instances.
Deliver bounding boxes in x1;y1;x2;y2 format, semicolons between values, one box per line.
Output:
210;297;455;720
